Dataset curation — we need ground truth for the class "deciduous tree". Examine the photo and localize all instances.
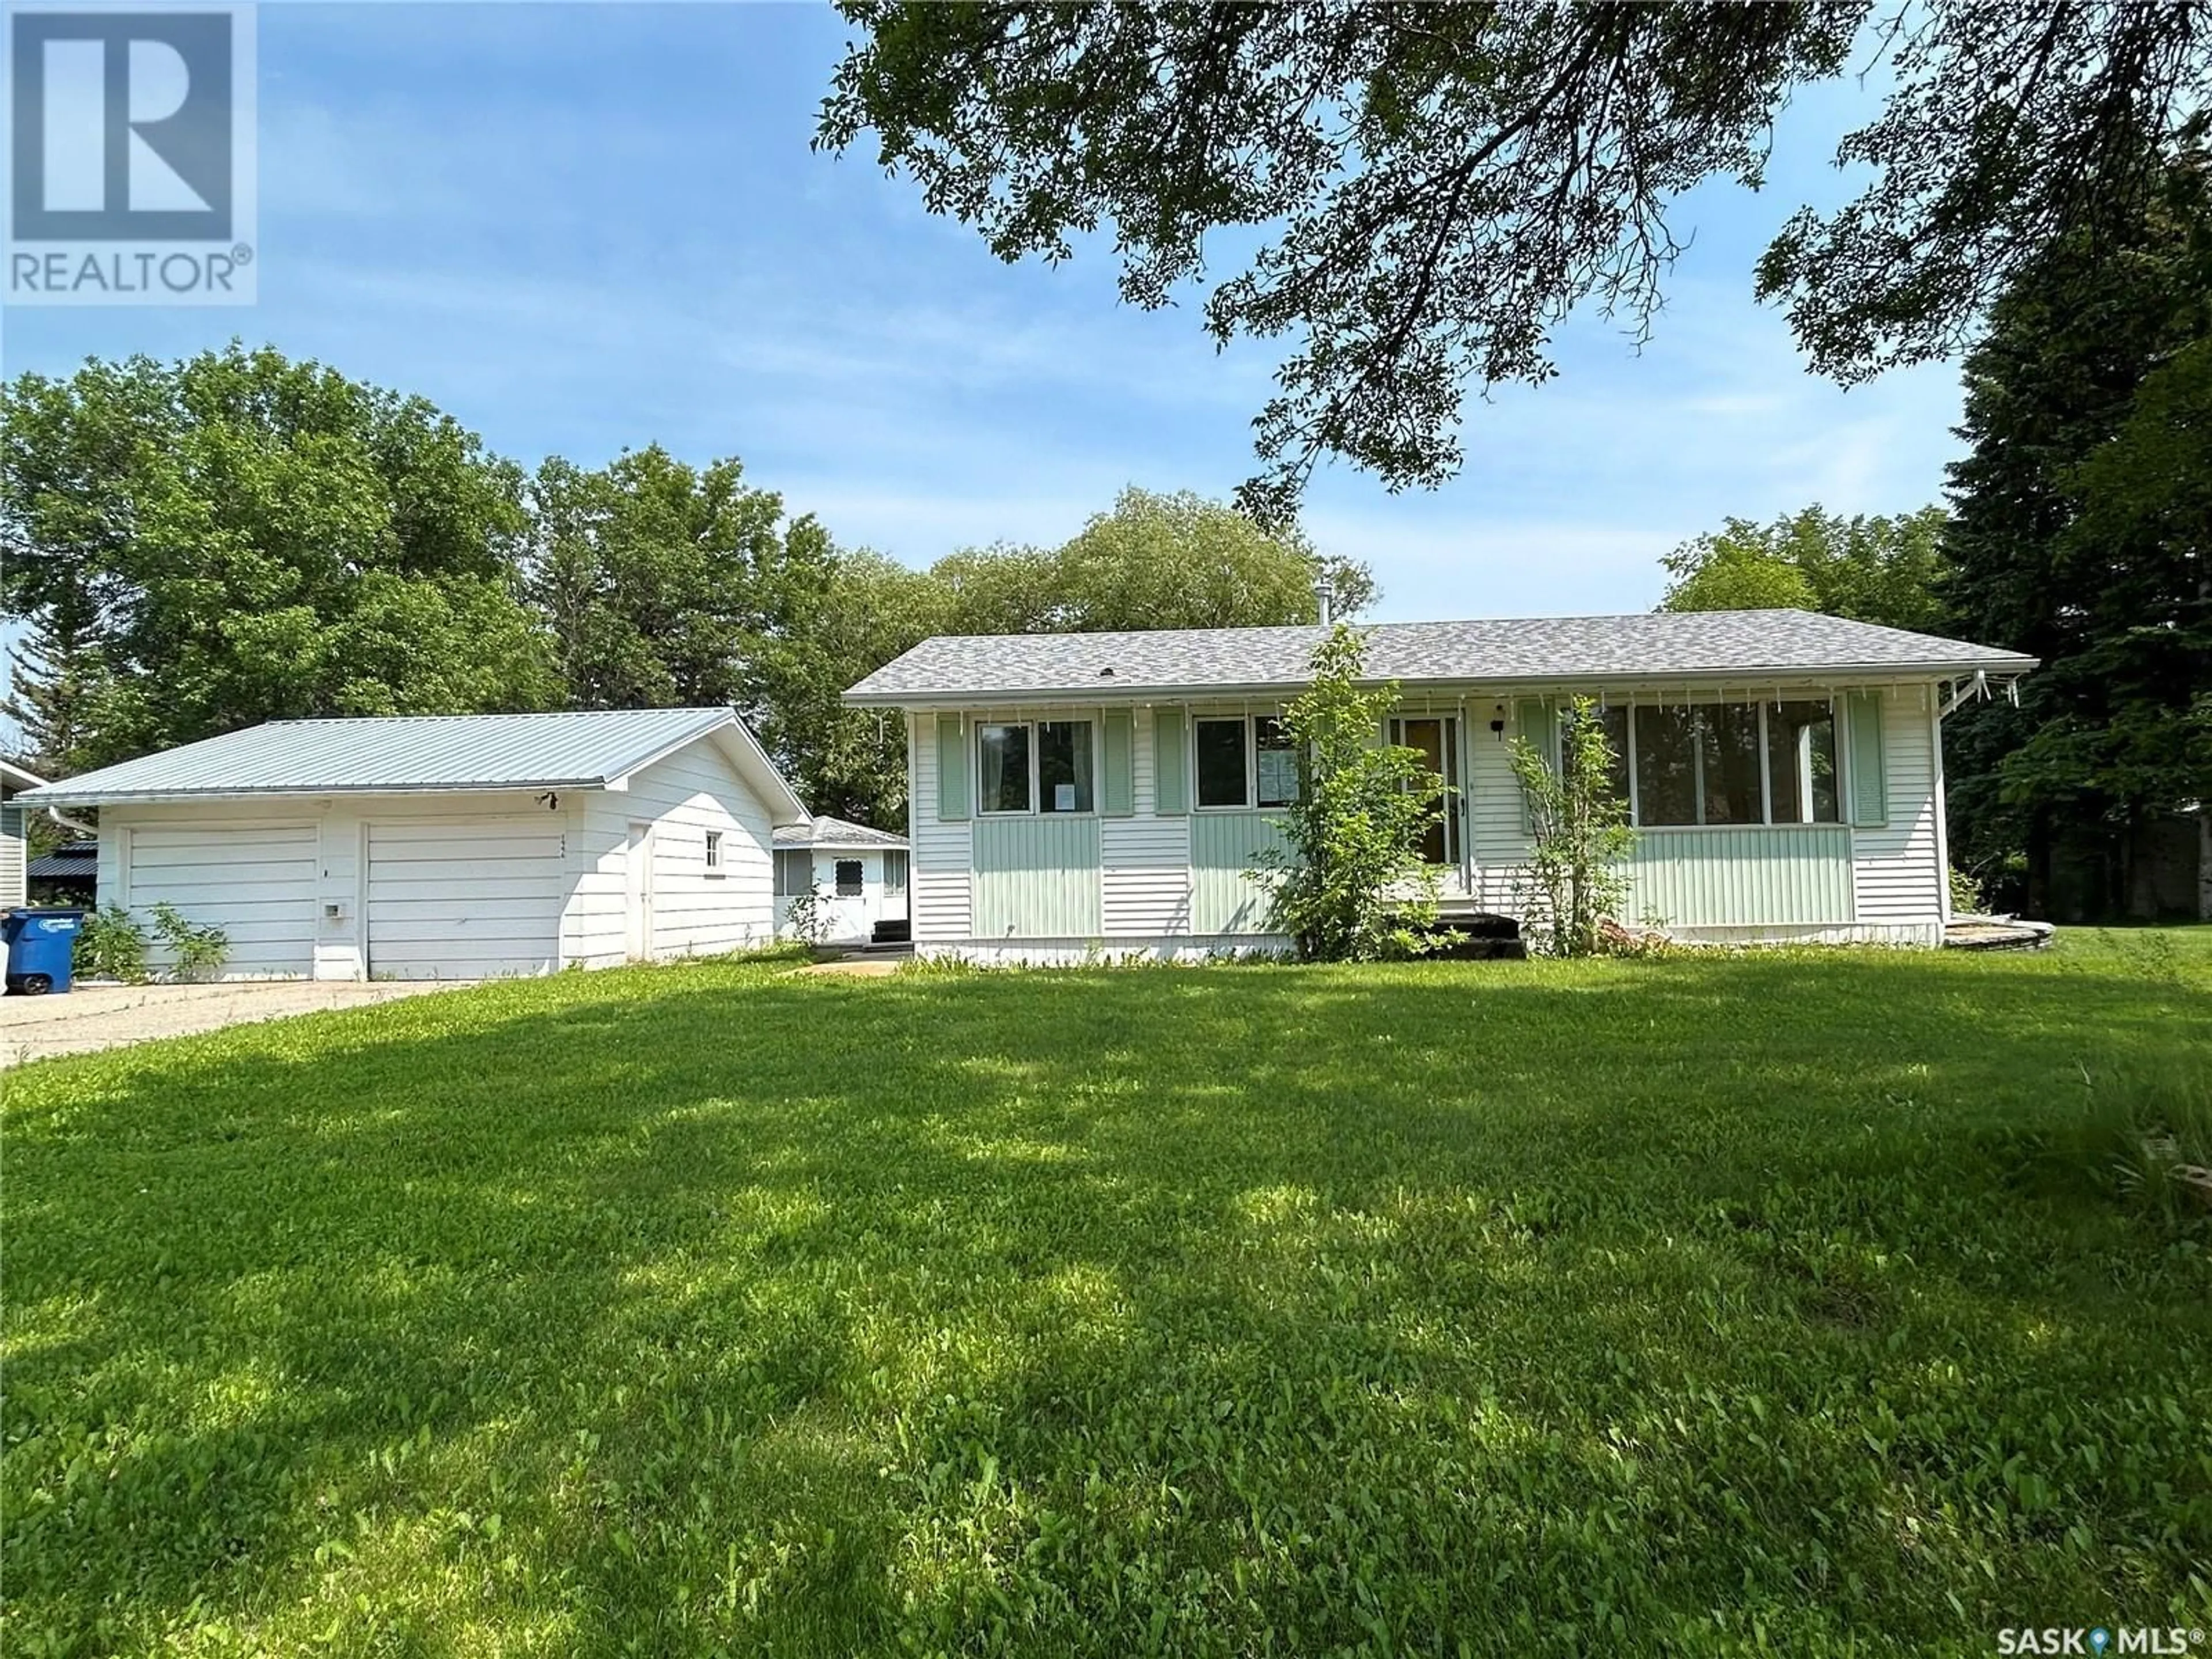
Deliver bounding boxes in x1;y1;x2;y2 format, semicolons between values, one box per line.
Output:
821;3;2211;519
1;345;552;774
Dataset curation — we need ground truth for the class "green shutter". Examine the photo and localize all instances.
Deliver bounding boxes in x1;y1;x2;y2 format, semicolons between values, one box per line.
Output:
1101;710;1135;816
936;714;971;821
1847;691;1888;827
1152;707;1188;815
1514;699;1555;831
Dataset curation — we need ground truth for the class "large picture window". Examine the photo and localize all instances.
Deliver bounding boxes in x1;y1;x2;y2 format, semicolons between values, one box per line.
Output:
977;720;1094;814
1627;699;1839;827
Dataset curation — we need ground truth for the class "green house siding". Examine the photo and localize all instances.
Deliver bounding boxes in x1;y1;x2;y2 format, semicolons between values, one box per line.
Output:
1625;826;1854;929
972;817;1102;938
1190;812;1289;934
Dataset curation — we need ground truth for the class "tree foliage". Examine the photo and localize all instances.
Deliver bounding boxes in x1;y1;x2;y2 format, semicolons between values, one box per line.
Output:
523;446;834;713
928;488;1371;634
1508;698;1637;958
1;345;553;773
820;2;2212;519
1253;626;1443;963
1658;505;1950;632
1942;150;2212;910
3;349;1378;836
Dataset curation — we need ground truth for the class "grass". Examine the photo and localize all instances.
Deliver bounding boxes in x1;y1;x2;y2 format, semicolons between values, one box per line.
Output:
4;931;2210;1657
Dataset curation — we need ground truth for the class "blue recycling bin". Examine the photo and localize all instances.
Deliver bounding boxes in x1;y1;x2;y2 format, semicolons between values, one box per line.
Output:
3;907;85;995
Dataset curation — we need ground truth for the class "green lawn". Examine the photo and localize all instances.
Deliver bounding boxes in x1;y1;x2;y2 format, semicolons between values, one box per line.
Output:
5;934;2210;1657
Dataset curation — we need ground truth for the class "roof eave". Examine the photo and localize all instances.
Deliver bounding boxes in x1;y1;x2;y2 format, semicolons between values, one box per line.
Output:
16;778;618;808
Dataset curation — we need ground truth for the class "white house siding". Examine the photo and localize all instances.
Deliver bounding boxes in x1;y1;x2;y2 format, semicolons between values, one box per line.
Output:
567;741;776;968
1850;684;1947;944
911;714;974;943
1;801;25;908
1102;710;1191;935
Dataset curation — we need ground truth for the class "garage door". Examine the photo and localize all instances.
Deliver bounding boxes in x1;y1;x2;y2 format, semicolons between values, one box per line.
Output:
366;819;566;979
127;823;317;977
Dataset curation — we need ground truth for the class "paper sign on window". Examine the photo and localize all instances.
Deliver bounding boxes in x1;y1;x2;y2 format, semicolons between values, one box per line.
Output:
1054;782;1077;812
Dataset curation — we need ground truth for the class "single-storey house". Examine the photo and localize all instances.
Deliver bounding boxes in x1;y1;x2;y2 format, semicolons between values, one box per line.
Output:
844;609;2038;961
1;759;46;909
12;707;807;980
773;815;911;945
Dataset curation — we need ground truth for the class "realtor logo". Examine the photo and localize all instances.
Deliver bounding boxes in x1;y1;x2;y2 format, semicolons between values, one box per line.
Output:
6;5;256;304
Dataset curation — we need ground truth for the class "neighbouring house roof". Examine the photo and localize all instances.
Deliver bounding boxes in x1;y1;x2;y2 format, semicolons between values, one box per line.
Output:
14;707;809;822
1;758;47;792
844;610;2039;706
773;815;908;851
26;842;96;879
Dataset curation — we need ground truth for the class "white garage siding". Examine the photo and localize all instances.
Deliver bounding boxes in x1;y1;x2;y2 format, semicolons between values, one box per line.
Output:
567;742;777;967
123;823;318;978
366;819;566;979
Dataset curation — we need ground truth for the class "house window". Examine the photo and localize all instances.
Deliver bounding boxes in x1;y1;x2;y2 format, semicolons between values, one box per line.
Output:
882;850;908;895
977;720;1095;814
774;849;813;895
1767;700;1841;824
1255;716;1301;808
835;858;864;897
1038;720;1094;813
1194;718;1251;808
1195;715;1304;810
1628;700;1839;827
978;723;1032;814
704;830;724;870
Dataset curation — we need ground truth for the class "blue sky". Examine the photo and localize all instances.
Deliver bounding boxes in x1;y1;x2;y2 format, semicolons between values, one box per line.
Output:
0;3;1965;622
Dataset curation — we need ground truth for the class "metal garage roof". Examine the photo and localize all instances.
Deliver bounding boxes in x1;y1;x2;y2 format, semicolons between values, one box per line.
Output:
15;707;807;819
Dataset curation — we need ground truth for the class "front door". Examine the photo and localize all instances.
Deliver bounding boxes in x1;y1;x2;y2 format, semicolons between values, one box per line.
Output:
1391;717;1460;866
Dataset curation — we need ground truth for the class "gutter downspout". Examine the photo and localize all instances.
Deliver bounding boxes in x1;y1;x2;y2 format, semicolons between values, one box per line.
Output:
44;805;96;836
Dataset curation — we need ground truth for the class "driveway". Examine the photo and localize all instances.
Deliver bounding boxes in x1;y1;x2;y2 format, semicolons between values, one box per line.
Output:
0;980;465;1067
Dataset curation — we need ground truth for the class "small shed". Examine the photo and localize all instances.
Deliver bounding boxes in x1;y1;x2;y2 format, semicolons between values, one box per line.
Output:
13;709;808;980
774;816;910;945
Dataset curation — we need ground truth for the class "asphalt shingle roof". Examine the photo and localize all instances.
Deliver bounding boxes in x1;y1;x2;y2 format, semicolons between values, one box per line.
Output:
16;707;783;806
845;610;2036;704
773;815;908;851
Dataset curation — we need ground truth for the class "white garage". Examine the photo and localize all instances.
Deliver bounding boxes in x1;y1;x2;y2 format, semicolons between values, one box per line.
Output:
15;707;809;982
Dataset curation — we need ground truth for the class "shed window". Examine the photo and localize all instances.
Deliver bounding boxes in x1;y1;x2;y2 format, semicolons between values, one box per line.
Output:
976;721;1095;814
774;850;813;896
835;859;864;897
883;850;907;895
704;830;724;870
